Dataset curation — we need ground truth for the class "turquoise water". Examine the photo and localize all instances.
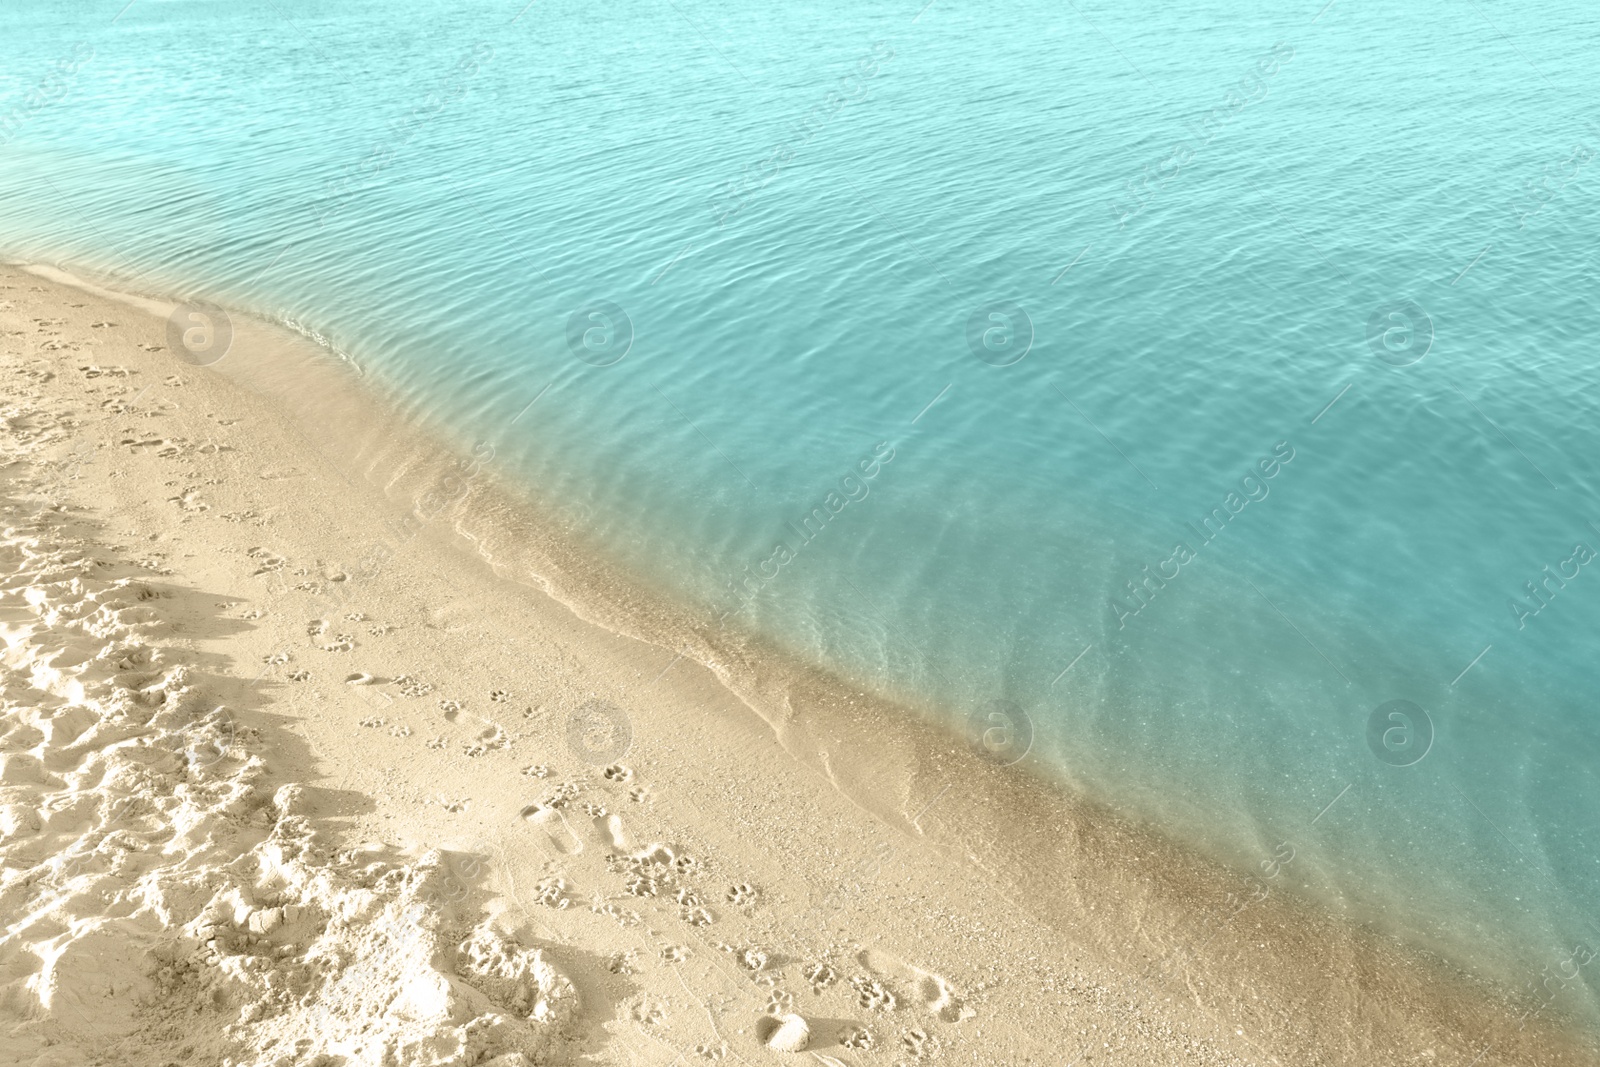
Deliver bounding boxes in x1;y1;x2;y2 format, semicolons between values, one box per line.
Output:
5;0;1600;1024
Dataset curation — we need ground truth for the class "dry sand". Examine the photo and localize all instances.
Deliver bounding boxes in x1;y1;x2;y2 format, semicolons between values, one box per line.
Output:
0;260;1594;1066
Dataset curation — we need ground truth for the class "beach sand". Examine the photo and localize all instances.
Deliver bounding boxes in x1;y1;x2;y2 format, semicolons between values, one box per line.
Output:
0;260;1594;1066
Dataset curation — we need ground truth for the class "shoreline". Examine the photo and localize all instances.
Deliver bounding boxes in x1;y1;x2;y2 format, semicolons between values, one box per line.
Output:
2;257;1595;1065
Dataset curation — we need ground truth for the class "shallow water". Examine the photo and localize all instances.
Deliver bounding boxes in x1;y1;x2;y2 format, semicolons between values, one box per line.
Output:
4;0;1599;1027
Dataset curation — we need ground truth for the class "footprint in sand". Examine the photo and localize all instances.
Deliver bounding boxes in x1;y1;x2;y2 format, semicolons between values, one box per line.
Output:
521;803;583;855
857;947;971;1022
726;883;759;906
595;813;630;850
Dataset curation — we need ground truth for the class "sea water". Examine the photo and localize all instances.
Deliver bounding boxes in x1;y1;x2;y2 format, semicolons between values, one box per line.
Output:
3;0;1598;1027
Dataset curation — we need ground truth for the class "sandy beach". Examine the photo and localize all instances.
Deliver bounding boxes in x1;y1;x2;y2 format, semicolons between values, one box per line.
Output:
0;259;1594;1066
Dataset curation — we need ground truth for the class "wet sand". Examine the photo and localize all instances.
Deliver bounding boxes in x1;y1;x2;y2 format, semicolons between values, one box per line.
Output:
0;259;1593;1066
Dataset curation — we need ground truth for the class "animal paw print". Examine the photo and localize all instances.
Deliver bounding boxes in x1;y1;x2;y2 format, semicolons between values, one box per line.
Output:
902;1028;939;1059
672;854;702;877
726;883;759;906
307;619;328;637
628;786;649;803
607;950;637;975
840;1026;874;1050
425;736;447;750
541;781;581;809
680;905;713;927
388;724;412;738
344;611;365;621
248;549;286;574
661;945;689;964
738;946;768;971
804;962;838;991
288;670;311;682
397;675;433;697
463;726;508;757
490;689;509;702
625;875;661;898
368;623;392;635
359;717;385;728
438;699;462;716
602;763;632;782
522;764;549;778
764;989;795;1015
169;487;210;511
263;651;292;666
591;898;641;927
851;976;897;1012
694;1044;727;1061
630;999;666;1027
582;801;607;817
320;633;355;652
533;878;568;909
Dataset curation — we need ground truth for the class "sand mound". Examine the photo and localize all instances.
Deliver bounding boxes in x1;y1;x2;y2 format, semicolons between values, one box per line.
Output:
0;487;577;1066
